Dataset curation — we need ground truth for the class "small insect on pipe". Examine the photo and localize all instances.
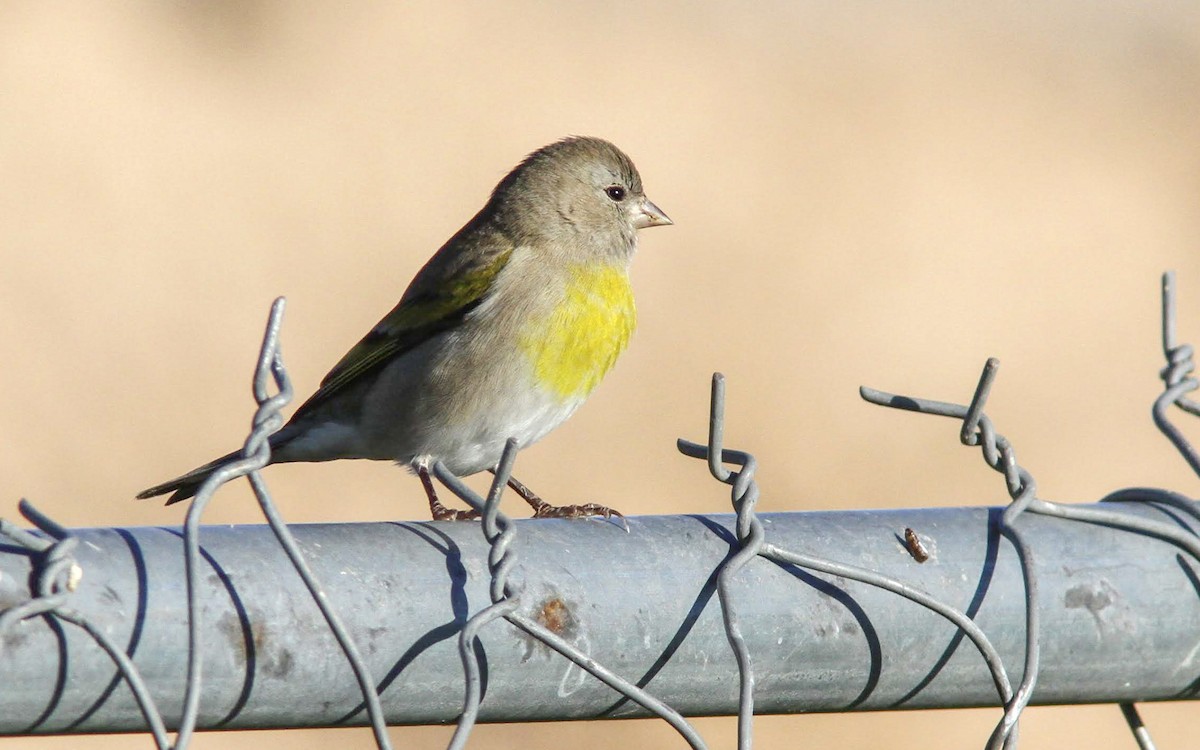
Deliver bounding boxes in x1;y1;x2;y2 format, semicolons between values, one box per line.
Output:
903;527;930;563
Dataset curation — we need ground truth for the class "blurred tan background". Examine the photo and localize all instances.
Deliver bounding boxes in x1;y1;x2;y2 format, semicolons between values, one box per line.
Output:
3;2;1199;748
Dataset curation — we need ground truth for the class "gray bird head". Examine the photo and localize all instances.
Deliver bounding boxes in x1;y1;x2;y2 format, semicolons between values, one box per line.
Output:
490;136;671;261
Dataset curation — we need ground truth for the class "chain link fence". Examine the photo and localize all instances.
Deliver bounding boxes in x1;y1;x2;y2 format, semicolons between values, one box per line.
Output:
2;273;1198;749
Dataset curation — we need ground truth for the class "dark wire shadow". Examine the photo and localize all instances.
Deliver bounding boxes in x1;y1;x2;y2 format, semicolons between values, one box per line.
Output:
18;610;69;732
64;528;152;730
0;541;71;734
690;514;885;710
762;555;885;710
595;514;728;717
598;514;886;714
333;521;471;725
888;507;1002;708
5;533;152;734
162;526;257;728
753;548;885;708
1090;496;1200;697
1173;554;1200;699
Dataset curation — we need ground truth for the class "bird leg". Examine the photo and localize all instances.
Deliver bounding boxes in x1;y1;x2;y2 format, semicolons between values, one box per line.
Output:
494;471;626;526
418;465;480;521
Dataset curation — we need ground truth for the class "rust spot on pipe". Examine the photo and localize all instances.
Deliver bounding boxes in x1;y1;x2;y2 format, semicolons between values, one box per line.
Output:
536;596;574;636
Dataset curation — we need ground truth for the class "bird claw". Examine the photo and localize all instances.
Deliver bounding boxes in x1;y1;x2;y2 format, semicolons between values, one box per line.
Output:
493;472;629;531
531;502;629;531
429;503;481;522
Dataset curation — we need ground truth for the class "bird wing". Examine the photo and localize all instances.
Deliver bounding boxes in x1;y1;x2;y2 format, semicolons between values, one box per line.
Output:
290;226;514;419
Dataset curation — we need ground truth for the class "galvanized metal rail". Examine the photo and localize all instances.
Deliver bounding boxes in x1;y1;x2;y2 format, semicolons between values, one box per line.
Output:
1;500;1197;735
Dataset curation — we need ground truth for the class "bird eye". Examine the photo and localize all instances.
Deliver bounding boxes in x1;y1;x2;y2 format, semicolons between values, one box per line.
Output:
605;186;626;201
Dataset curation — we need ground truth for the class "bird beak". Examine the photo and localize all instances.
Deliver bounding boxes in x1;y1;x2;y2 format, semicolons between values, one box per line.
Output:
633;198;673;229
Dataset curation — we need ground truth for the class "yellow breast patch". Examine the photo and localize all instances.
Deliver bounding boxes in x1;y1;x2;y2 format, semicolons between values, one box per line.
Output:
520;264;637;401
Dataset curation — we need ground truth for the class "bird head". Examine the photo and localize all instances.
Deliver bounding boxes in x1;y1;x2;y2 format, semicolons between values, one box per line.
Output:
492;136;672;261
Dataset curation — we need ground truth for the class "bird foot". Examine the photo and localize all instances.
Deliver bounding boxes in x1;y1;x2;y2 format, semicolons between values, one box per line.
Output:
530;502;628;530
492;472;629;530
419;466;480;521
429;501;481;522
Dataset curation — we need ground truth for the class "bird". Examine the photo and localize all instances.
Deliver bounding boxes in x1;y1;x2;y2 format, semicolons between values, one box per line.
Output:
137;136;671;521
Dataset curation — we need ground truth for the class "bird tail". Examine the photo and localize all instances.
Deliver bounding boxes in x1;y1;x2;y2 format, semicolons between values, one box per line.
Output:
135;448;247;505
138;425;307;505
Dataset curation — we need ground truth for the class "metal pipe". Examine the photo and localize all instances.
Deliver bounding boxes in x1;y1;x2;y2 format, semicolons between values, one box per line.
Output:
1;503;1197;734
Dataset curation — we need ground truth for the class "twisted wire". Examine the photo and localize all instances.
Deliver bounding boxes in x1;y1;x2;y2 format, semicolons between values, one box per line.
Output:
681;372;1023;750
1154;271;1200;475
434;441;708;750
0;501;171;749
862;359;1039;749
176;298;392;750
